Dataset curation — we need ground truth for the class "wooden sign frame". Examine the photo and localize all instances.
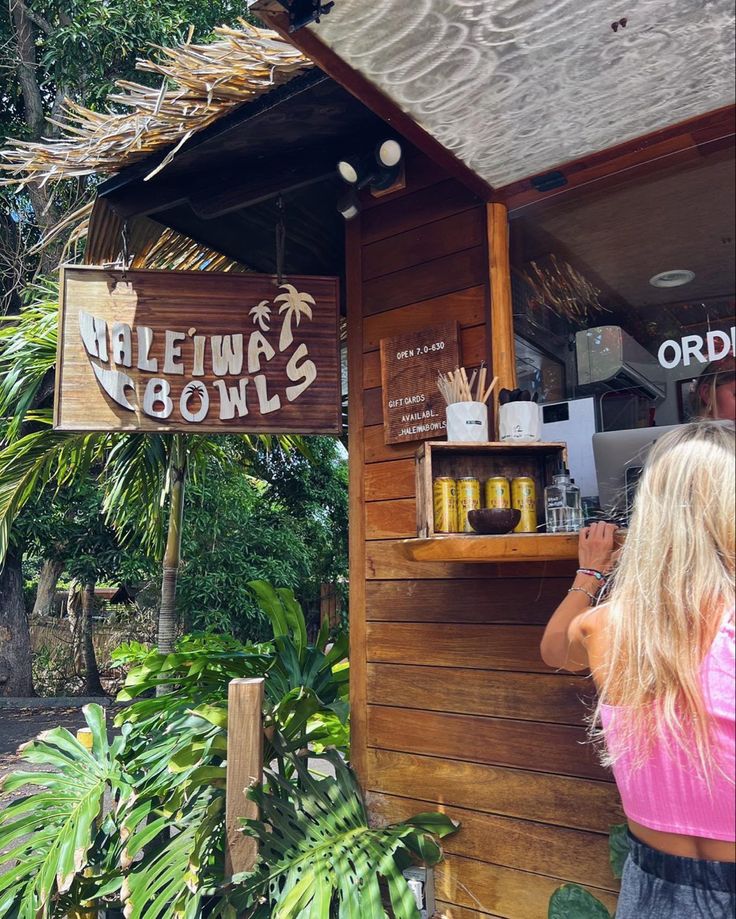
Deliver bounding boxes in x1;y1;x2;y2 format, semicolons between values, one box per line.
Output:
379;321;461;445
55;266;342;434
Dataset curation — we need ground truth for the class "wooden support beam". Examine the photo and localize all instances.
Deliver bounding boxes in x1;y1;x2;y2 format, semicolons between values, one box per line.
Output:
225;677;264;877
486;203;517;407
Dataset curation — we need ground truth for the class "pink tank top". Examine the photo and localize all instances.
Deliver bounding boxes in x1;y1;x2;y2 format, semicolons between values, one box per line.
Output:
599;609;736;842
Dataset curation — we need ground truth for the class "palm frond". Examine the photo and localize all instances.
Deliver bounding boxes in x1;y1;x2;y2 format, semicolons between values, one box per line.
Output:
0;422;103;561
0;281;59;439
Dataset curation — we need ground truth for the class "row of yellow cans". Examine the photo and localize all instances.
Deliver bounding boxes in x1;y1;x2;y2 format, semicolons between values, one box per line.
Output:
433;476;537;533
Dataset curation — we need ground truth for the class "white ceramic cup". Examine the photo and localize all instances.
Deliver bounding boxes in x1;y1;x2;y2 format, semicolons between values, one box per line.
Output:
446;401;489;442
499;401;541;443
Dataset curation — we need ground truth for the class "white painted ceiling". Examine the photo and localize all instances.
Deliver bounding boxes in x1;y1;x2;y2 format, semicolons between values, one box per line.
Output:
309;0;736;188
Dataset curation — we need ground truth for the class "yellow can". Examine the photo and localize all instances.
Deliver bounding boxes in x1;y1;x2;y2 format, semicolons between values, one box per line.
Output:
511;476;537;533
456;477;481;533
433;477;457;533
484;476;511;509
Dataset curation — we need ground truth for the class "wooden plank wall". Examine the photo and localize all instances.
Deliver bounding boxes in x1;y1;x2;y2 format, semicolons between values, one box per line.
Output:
346;150;623;919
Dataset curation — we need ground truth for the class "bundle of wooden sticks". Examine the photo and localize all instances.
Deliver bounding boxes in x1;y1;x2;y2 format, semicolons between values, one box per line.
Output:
437;365;498;405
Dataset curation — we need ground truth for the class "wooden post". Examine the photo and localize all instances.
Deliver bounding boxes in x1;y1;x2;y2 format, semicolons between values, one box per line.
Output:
486;202;517;436
225;677;264;878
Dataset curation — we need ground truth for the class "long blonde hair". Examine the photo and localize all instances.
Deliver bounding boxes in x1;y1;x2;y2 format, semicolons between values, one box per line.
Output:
594;421;735;780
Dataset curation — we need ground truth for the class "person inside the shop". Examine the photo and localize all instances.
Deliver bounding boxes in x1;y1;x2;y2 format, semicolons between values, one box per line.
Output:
693;352;736;421
540;421;735;918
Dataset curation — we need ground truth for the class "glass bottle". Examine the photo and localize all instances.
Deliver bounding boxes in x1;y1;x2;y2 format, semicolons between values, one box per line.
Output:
545;469;582;533
568;477;584;531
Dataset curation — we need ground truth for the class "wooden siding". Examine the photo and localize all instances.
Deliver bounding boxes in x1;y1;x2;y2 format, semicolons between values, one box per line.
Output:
347;152;623;919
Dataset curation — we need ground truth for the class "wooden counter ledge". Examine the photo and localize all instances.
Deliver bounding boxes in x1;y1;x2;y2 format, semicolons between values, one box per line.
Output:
400;532;580;564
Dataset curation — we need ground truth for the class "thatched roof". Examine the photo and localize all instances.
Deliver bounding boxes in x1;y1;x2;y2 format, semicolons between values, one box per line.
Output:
0;22;312;189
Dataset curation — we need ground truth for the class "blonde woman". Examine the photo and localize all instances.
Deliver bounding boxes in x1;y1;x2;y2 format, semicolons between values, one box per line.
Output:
693;352;735;421
541;421;735;918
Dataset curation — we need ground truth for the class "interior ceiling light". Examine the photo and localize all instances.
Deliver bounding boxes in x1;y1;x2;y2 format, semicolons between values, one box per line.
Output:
649;269;696;289
336;139;404;219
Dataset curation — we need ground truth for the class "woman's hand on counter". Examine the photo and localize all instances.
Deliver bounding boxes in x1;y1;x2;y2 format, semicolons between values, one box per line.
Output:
578;521;618;573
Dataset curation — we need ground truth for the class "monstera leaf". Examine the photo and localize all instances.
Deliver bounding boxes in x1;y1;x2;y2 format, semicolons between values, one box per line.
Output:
235;749;458;919
0;704;128;919
548;884;612;919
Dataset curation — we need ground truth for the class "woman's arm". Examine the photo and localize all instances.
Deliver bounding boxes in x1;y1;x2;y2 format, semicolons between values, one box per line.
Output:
540;522;617;671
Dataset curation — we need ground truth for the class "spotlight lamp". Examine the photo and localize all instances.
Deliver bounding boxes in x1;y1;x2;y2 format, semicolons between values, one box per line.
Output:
336;139;404;219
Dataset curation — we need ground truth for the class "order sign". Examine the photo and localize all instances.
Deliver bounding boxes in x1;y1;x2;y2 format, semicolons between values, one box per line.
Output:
55;266;341;434
379;322;461;445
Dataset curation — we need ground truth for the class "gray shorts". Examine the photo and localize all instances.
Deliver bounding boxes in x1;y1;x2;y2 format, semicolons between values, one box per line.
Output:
616;832;736;919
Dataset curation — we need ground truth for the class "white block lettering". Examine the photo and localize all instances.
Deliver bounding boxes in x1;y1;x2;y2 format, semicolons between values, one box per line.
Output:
192;335;206;376
247;331;275;374
163;330;185;375
137;326;158;372
110;322;132;367
142;378;173;418
180;380;209;422
211;334;243;376
658;340;682;370
214;379;249;420
254;374;281;414
285;343;317;402
79;311;108;361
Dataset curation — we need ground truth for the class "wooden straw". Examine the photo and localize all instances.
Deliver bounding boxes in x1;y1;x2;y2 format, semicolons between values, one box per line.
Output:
480;375;499;404
476;366;486;402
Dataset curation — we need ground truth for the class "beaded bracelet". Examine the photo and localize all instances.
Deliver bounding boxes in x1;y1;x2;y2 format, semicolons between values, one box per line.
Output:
577;567;608;582
568;586;597;604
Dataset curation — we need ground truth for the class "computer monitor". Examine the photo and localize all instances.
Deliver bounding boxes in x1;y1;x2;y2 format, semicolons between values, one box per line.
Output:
592;425;681;518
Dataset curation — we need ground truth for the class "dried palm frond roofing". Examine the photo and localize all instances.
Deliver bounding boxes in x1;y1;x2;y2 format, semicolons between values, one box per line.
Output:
0;22;313;189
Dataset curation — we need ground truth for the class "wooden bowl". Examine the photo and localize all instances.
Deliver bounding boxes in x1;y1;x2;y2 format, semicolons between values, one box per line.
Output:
467;508;521;535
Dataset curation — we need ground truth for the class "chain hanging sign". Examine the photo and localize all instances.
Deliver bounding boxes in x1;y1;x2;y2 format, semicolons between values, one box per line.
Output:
55;267;342;434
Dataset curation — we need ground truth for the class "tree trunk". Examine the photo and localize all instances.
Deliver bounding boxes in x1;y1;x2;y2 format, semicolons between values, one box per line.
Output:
0;548;33;696
81;582;104;695
68;580;104;695
8;0;63;274
33;558;64;618
68;580;85;678
157;435;187;654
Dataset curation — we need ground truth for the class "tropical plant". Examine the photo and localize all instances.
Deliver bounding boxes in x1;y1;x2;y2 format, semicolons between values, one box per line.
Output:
547;824;629;919
0;584;456;918
0;703;130;917
236;744;457;918
275;284;315;351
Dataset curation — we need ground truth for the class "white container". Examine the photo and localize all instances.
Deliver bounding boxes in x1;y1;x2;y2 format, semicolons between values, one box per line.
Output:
446;401;489;442
499;401;541;443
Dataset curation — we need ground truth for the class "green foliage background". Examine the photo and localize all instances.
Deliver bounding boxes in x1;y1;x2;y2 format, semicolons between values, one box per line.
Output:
178;438;348;640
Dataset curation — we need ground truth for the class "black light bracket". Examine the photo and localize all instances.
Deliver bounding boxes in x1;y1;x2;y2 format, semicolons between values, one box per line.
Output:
530;170;568;193
274;0;336;32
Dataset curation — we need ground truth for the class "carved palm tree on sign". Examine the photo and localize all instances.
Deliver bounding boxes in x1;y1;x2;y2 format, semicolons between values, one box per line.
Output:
249;300;271;332
275;284;315;351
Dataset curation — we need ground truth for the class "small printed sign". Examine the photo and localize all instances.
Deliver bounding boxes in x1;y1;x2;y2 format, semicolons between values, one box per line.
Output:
55;266;341;433
379;322;461;445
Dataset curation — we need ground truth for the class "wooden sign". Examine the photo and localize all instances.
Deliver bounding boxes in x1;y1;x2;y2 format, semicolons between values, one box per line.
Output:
55;266;341;434
380;322;460;444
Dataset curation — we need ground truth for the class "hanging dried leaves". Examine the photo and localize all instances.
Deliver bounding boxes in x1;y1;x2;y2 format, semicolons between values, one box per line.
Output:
0;22;312;189
521;254;608;322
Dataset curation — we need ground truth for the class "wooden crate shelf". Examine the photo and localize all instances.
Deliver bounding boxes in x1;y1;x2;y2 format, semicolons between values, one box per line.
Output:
401;532;579;564
416;440;569;538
